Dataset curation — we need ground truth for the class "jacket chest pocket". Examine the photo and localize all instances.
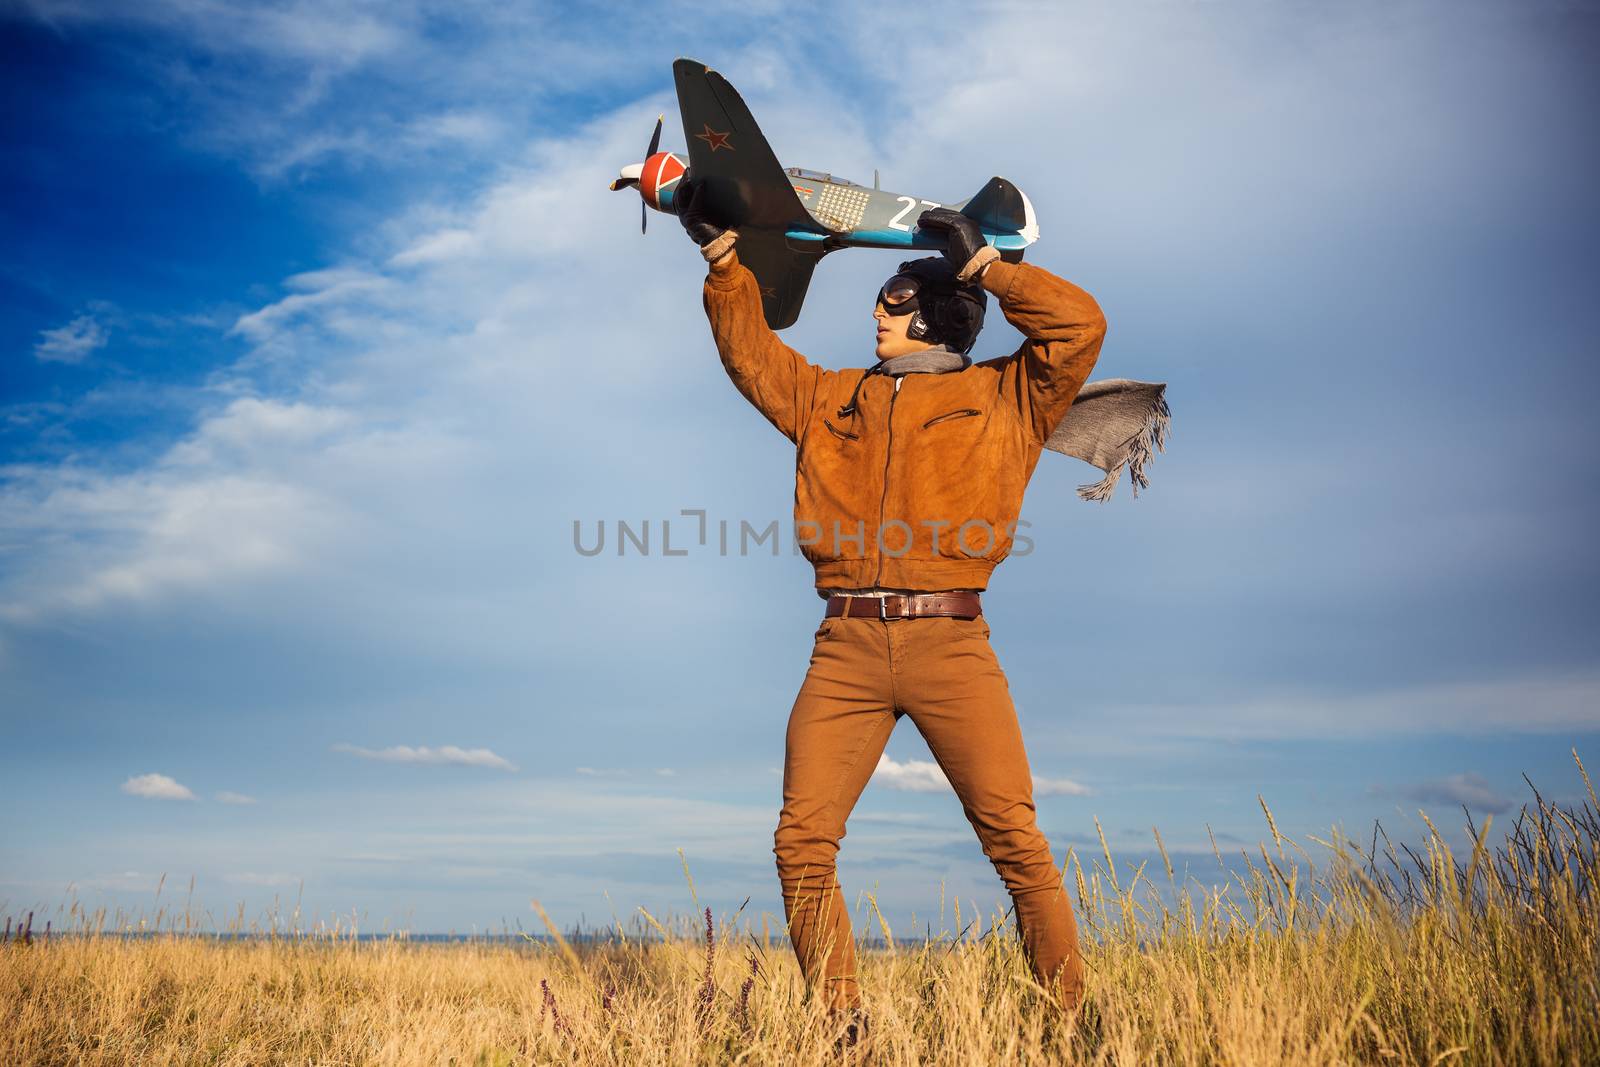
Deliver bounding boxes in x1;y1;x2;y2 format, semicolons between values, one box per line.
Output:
920;407;981;430
823;417;860;441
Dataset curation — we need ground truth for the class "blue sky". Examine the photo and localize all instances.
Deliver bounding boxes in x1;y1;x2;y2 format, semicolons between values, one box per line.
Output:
2;0;1597;937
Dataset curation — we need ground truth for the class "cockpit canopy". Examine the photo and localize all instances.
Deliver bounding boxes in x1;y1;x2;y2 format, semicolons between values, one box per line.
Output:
785;166;860;187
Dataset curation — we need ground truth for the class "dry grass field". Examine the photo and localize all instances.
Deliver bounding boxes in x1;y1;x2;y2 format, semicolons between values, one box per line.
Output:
4;751;1596;1066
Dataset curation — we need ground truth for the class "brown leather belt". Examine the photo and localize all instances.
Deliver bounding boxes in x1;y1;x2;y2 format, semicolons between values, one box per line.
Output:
824;591;982;620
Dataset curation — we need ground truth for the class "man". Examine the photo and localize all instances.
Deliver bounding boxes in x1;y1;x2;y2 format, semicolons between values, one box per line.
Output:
679;178;1105;1039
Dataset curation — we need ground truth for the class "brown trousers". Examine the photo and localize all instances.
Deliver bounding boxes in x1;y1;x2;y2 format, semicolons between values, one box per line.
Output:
774;612;1086;1012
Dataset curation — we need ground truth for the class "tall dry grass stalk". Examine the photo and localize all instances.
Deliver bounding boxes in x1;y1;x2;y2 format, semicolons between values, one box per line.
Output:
3;750;1596;1065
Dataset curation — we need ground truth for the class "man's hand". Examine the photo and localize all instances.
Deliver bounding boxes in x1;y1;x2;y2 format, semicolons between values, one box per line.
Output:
678;177;737;264
677;177;725;246
918;208;1000;283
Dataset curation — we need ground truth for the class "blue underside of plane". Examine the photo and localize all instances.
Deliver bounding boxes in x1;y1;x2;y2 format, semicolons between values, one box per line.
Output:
656;186;1030;251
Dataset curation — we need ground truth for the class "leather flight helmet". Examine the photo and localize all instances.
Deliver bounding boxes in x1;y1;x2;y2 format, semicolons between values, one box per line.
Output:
876;256;987;355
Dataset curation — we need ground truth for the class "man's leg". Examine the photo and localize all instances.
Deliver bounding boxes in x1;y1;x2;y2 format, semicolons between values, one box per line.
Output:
774;616;897;1012
895;615;1087;1011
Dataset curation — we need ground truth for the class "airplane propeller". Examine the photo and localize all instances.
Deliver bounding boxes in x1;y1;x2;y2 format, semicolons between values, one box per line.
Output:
642;114;661;234
608;115;667;235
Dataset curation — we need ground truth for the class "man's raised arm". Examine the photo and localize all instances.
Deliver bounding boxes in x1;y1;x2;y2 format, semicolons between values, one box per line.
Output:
979;259;1108;445
702;247;826;445
915;208;1107;446
679;178;825;445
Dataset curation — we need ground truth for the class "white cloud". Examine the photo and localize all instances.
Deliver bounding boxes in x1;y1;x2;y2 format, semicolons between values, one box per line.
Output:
871;754;950;793
165;397;354;464
0;458;337;623
570;766;679;779
121;773;196;800
35;314;107;364
215;791;258;805
332;743;517;772
64;870;163;893
404;109;503;148
228;269;393;343
1398;772;1513;814
1035;776;1093;797
223;871;300;887
389;227;477;267
1100;673;1600;740
870;754;1091;797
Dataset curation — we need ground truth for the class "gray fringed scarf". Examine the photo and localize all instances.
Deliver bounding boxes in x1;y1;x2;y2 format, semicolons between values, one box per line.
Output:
878;345;1170;502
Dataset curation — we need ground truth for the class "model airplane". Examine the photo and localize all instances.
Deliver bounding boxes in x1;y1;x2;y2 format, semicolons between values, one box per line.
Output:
609;58;1040;329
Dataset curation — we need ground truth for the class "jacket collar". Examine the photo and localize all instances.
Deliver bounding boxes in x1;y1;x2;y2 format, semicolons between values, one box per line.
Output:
837;345;970;419
877;344;971;376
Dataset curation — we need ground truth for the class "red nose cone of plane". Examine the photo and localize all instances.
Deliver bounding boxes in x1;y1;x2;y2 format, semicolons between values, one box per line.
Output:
640;151;686;211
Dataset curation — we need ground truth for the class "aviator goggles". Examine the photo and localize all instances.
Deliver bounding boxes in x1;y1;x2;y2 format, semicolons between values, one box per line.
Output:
876;274;922;314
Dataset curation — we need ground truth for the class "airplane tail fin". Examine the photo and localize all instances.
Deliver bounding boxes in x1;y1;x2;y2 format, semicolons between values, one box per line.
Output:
958;177;1039;248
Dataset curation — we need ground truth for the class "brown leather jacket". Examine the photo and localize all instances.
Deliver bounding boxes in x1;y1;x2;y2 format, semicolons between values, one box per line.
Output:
702;250;1106;592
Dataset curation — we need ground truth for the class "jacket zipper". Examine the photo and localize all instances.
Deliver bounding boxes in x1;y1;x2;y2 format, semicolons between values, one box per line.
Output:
871;376;901;587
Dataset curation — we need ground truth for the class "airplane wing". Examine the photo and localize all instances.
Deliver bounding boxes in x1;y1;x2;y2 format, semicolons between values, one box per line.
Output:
734;231;826;331
673;58;814;232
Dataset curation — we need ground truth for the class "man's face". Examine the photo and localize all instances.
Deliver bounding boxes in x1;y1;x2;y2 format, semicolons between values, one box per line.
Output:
873;299;934;361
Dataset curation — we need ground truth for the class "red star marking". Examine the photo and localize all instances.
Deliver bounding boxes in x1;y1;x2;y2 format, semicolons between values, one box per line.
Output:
695;124;734;152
